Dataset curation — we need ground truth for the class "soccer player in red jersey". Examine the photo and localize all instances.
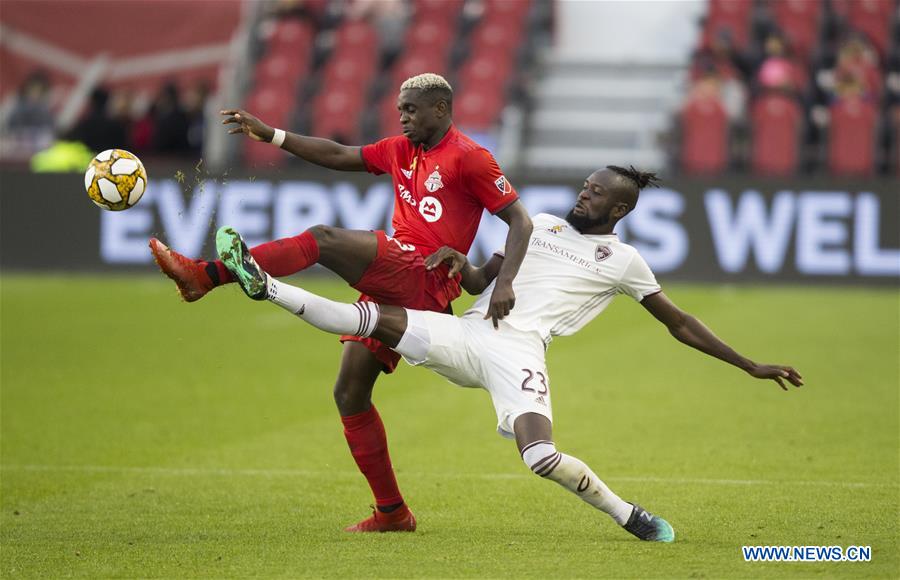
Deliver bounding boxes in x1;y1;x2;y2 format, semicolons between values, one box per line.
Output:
149;73;533;531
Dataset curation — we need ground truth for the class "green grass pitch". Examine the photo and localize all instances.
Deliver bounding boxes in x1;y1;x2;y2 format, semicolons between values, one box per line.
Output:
1;274;897;578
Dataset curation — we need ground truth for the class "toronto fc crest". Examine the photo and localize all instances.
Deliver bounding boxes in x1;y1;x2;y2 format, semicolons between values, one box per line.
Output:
424;169;444;193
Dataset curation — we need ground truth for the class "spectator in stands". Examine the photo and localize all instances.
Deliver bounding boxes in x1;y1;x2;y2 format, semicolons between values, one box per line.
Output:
184;82;211;154
130;102;157;154
755;32;806;95
152;82;191;153
692;28;753;83
833;34;882;100
5;70;56;156
67;87;128;154
347;0;408;62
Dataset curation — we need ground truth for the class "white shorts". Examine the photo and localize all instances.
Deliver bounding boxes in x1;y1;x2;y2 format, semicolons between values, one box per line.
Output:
399;310;552;439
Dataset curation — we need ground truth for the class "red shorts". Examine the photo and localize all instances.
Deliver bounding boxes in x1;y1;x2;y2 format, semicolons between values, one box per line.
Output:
341;231;461;372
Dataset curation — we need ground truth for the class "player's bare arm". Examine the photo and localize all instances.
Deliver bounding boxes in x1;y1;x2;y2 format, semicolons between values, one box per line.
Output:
640;292;803;391
220;109;366;171
425;247;504;295
486;201;532;327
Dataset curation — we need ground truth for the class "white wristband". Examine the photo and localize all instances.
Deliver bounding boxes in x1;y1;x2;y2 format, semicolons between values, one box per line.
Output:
271;128;286;148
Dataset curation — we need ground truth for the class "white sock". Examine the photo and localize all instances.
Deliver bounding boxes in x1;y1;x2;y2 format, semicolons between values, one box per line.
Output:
521;440;633;525
266;278;379;337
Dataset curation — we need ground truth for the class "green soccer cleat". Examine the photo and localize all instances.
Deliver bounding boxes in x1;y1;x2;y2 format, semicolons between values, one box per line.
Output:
215;226;268;300
622;503;675;543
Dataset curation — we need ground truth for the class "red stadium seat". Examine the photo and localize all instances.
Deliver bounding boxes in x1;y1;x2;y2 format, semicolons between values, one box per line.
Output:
267;19;314;51
413;0;464;20
679;93;729;175
828;97;878;176
321;51;377;93
405;18;455;59
703;0;753;51
771;0;822;63
311;87;362;143
334;19;379;57
750;93;803;176
470;19;525;57
458;52;514;92
254;49;309;93
242;87;293;167
391;53;449;89
454;87;504;131
846;0;893;58
483;0;532;25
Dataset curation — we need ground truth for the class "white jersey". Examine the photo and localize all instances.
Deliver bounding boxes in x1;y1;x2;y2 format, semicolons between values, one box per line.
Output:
466;213;661;344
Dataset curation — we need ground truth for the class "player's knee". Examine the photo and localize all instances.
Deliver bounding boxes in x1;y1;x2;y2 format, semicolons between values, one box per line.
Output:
307;224;335;247
332;381;371;414
520;440;561;478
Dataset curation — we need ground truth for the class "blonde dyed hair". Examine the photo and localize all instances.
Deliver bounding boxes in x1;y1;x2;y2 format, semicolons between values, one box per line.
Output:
400;73;453;93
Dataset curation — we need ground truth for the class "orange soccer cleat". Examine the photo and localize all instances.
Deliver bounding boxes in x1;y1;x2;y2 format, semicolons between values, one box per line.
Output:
149;238;215;302
344;505;417;533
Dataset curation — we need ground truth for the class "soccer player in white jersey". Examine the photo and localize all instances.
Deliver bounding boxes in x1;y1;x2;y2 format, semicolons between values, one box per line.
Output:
215;165;803;541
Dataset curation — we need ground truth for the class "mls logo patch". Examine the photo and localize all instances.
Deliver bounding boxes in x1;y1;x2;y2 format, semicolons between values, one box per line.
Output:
419;196;443;222
595;245;612;262
494;175;512;195
424;169;444;193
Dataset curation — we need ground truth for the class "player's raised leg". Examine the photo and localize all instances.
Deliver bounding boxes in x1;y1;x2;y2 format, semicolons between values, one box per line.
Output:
214;226;408;344
514;413;675;542
150;222;375;303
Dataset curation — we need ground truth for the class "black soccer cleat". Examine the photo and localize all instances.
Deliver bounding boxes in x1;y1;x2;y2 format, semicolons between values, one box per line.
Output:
623;503;675;542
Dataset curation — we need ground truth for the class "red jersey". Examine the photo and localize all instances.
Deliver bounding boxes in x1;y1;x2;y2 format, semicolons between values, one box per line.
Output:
360;125;518;256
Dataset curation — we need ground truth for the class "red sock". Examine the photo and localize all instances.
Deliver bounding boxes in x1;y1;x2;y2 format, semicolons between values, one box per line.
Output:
203;231;320;286
341;405;404;507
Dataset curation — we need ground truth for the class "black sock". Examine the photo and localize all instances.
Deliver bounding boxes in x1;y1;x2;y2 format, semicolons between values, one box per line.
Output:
205;262;220;285
377;501;403;513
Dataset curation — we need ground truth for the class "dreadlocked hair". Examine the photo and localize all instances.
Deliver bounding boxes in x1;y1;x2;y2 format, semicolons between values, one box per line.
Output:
607;165;662;191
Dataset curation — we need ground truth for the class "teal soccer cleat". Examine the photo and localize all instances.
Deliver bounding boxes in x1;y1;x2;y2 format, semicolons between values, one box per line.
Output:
215;226;268;300
623;503;675;542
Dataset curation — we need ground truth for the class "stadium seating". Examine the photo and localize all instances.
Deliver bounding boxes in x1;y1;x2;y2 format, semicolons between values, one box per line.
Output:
828;97;879;176
702;0;753;51
679;93;729;175
770;0;822;63
678;0;898;177
229;0;538;163
750;93;803;176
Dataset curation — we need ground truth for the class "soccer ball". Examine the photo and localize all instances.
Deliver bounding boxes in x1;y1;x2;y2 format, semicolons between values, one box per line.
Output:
84;149;148;210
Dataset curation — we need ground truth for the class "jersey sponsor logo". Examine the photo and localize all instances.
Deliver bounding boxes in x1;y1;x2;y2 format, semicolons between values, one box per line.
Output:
419;196;443;222
494;175;512;195
547;224;567;234
397;184;417;207
401;156;418;179
424;169;444;193
595;245;613;262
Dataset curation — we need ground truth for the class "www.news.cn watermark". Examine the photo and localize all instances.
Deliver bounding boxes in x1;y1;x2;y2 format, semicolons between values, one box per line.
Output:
742;546;872;562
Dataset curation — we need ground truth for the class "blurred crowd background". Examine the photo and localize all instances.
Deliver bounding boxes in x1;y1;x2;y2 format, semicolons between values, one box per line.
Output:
1;0;898;177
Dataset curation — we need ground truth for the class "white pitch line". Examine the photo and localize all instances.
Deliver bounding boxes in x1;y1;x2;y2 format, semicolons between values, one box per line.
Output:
1;464;897;490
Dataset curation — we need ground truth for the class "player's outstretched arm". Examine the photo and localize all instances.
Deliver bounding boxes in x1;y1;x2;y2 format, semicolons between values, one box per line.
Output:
424;248;504;296
221;109;366;171
484;201;532;327
640;292;804;391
